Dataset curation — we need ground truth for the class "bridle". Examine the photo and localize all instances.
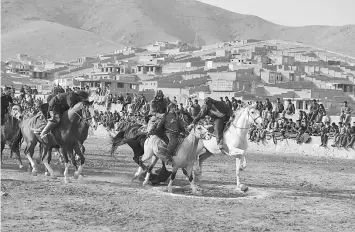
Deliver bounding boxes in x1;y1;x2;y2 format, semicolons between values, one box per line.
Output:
191;126;209;140
231;108;261;130
74;104;96;127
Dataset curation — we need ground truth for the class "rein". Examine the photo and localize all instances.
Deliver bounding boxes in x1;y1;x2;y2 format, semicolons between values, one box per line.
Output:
231;109;261;130
74;106;95;127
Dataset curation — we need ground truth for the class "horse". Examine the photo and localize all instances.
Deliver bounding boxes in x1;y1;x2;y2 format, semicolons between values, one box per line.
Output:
20;101;97;183
0;105;23;168
139;124;211;194
194;105;263;192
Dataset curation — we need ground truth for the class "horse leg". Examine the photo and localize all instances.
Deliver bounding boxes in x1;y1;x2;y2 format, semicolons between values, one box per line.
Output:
73;143;85;179
1;142;4;164
13;148;23;169
132;166;144;182
194;150;213;181
240;154;247;171
235;155;248;192
26;143;38;176
42;147;56;179
61;148;70;184
67;148;79;179
167;166;178;193
142;156;158;186
185;165;200;195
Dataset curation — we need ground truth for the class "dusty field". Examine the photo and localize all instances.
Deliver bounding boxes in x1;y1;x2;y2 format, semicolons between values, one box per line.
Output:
1;136;355;232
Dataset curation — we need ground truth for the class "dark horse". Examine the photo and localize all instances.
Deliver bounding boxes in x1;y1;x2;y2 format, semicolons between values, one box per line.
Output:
20;101;97;183
109;112;194;182
1;105;23;168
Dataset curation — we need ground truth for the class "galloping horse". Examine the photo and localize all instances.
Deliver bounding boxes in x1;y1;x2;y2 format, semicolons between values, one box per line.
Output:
195;105;262;191
110;113;193;176
1;105;23;168
139;124;211;194
20;101;97;183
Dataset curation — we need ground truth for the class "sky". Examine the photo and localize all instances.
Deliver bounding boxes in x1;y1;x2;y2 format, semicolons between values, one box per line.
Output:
198;0;355;27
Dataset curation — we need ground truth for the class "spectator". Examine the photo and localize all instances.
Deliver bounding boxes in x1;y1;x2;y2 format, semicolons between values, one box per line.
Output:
308;99;319;123
340;101;352;124
190;99;201;118
317;104;326;123
320;121;331;147
273;98;284;119
283;99;296;115
225;97;232;109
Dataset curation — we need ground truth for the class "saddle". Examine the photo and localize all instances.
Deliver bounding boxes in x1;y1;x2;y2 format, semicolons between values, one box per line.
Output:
28;112;47;134
203;120;231;135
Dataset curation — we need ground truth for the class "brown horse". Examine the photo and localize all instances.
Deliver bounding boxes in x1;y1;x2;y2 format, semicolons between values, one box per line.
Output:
1;106;23;168
20;101;97;183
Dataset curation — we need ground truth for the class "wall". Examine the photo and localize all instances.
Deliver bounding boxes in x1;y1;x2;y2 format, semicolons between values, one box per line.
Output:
248;137;355;160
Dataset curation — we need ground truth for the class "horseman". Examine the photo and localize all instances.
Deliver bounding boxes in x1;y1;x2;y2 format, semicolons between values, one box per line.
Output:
149;90;169;115
40;91;90;142
150;102;185;164
1;89;13;125
187;97;233;151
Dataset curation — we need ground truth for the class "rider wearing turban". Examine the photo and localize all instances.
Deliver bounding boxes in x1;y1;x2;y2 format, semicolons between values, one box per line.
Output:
40;91;90;142
188;97;233;151
149;90;169;115
154;102;185;164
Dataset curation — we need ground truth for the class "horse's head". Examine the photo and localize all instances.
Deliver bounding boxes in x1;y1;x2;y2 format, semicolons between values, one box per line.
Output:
72;101;98;130
190;124;212;140
11;104;23;120
146;115;162;134
83;101;98;130
232;106;262;128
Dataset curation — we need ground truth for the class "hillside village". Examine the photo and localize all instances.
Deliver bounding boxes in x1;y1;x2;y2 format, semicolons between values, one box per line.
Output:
2;39;355;116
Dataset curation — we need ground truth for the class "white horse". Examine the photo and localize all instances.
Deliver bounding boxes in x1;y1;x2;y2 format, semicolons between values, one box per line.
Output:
138;125;211;194
193;105;263;191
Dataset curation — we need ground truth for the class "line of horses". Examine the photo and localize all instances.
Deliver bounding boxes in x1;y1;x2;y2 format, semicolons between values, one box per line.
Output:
1;101;262;194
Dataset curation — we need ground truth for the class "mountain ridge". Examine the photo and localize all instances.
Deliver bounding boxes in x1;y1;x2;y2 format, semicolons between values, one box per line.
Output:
1;0;354;61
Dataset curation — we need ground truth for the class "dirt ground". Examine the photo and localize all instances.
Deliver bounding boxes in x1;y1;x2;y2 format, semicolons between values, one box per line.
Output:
1;136;355;232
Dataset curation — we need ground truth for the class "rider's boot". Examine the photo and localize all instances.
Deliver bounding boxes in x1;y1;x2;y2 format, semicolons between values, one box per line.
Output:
165;152;173;165
40;121;58;143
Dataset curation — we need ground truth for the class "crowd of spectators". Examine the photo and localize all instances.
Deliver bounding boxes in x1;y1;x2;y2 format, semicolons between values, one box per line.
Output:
248;98;354;147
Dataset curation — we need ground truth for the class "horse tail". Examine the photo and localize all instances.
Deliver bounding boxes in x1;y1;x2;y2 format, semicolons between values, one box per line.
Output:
109;131;125;159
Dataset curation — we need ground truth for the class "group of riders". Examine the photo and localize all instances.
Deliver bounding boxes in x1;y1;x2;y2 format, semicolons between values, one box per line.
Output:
2;83;354;167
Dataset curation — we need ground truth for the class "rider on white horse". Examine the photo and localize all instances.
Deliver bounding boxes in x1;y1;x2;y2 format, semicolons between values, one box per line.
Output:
188;97;233;151
150;102;186;164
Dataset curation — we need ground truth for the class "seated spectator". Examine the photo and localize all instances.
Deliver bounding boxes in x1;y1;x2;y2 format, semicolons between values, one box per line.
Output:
340;101;353;124
320;121;331;147
332;122;344;147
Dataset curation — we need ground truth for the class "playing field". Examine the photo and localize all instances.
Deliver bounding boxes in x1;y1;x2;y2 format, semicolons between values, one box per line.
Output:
1;136;355;232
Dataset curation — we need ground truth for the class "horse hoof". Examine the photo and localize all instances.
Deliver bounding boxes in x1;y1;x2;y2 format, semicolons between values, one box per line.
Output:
78;175;84;180
73;172;79;180
239;184;249;192
32;170;37;176
142;180;149;186
19;164;24;169
44;172;50;176
167;187;173;193
64;178;70;184
192;191;202;196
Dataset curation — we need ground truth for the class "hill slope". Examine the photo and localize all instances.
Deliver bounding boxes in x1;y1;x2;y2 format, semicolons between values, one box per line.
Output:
1;0;355;61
